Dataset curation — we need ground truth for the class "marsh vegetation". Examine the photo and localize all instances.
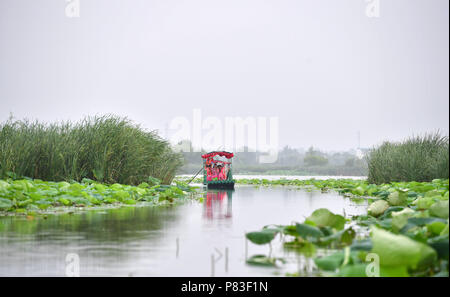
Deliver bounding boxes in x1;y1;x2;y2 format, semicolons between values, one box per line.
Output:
0;115;183;185
366;132;449;184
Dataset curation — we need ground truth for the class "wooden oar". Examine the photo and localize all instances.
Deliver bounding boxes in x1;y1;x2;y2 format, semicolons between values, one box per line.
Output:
188;167;203;184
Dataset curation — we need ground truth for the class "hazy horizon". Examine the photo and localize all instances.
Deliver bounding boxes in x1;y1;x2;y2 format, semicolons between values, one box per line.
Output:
1;0;448;151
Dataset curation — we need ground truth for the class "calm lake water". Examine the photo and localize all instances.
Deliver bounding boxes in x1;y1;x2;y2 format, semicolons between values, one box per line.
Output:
0;181;368;276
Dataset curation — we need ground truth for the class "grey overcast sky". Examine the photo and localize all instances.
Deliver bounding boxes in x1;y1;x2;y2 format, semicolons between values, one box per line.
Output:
0;0;448;151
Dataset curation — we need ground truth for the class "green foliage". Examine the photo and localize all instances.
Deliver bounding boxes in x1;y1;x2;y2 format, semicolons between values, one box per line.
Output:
367;132;449;184
371;226;437;269
295;223;324;239
314;250;349;271
246;255;285;267
429;200;449;219
246;228;279;245
304;147;329;167
367;200;389;217
306;208;346;230
387;191;408;206
0;178;196;213
242;177;449;276
0;115;183;185
304;155;329;167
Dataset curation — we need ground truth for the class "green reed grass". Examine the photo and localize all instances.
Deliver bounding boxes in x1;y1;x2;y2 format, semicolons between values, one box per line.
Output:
367;132;449;184
0;115;183;185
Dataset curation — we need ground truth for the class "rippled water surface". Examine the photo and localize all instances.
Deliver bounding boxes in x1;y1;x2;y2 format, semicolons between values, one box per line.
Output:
0;183;367;276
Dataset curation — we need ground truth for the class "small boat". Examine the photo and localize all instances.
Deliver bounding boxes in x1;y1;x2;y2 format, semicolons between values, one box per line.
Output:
202;151;235;189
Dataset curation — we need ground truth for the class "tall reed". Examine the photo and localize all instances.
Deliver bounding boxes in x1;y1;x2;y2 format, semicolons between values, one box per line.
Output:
367;132;449;184
0;115;183;185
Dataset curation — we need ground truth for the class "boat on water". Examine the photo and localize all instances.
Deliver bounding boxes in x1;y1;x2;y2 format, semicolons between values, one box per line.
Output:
202;151;235;189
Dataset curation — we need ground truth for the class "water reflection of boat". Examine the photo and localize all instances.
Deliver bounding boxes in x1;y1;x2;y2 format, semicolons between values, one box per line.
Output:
203;190;233;220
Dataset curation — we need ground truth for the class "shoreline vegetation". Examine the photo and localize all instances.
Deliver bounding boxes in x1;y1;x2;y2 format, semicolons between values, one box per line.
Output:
0;115;183;185
0;177;198;215
0;115;197;215
367;132;449;184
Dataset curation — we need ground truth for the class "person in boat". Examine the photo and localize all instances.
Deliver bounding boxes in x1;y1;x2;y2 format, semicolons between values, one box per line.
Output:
206;163;213;181
211;164;219;181
217;164;226;180
206;162;219;181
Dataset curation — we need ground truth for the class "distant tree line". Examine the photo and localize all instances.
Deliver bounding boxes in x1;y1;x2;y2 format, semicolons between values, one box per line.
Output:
177;142;368;176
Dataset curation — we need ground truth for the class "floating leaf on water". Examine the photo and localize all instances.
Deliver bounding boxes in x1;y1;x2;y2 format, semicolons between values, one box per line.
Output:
246;255;284;267
352;186;365;196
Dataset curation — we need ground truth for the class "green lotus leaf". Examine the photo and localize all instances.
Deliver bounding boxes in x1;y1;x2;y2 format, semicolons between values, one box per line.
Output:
388;191;408;206
414;197;435;210
427;221;447;235
371;226;437;269
306;208;346;230
296;223;324;239
246;229;279;245
246;255;284;267
315;251;345;271
391;208;415;232
429;200;449;219
368;200;389;217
